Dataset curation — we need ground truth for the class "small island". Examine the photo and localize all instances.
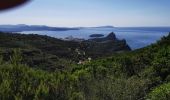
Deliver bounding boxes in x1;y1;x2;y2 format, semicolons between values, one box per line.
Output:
89;34;104;38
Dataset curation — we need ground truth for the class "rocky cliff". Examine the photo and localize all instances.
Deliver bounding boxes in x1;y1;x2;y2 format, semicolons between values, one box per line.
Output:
82;32;131;57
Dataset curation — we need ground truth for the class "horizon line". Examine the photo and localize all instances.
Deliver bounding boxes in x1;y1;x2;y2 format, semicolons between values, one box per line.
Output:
1;24;170;28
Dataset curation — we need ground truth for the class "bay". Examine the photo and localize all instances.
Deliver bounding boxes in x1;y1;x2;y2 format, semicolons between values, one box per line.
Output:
19;27;170;50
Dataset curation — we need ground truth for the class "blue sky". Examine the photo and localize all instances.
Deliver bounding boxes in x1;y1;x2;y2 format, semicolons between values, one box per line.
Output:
0;0;170;27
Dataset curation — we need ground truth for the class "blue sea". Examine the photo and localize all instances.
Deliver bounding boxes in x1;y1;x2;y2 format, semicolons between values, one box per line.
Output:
20;27;170;50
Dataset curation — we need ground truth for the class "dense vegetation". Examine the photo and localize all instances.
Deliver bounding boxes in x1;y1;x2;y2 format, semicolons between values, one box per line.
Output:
0;32;130;71
0;32;170;100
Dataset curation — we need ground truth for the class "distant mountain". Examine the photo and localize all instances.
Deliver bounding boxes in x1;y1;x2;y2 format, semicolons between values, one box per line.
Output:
0;24;79;32
77;25;114;29
0;24;115;32
92;26;114;28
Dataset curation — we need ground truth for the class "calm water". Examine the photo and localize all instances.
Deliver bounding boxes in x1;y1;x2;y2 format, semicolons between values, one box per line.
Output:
19;27;170;50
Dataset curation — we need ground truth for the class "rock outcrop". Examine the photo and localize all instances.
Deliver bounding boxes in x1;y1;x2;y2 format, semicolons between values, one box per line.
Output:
83;32;131;56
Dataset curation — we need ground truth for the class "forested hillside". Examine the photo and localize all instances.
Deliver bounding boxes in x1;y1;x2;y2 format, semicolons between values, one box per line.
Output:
0;32;169;100
0;32;130;71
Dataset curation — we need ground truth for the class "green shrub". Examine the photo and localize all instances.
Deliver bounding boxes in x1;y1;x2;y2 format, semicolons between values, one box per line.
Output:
147;83;170;100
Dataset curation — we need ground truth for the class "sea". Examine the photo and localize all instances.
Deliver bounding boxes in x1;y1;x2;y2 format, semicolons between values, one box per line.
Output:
19;27;170;50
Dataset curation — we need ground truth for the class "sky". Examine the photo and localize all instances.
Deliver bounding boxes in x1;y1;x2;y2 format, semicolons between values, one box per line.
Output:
0;0;170;27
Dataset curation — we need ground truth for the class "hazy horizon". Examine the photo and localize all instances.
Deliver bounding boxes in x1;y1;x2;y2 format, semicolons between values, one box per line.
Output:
0;0;170;27
1;24;170;28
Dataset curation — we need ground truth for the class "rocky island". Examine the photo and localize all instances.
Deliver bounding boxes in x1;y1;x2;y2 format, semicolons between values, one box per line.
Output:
89;34;104;38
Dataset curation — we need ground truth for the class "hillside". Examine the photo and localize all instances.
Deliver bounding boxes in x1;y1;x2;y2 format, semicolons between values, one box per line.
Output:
0;32;130;71
0;24;78;32
0;32;169;100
